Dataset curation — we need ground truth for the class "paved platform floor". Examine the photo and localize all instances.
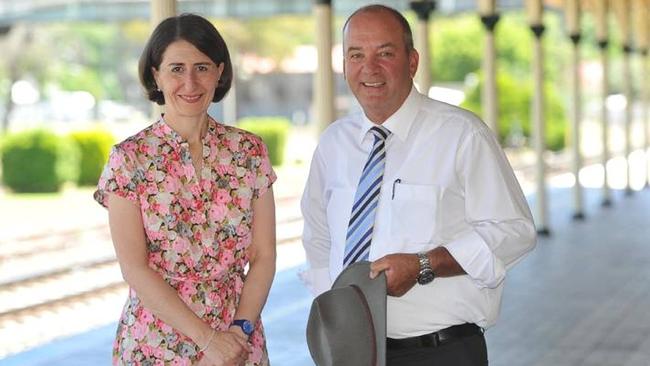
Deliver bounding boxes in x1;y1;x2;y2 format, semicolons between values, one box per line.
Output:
0;189;650;366
488;187;650;366
2;186;649;366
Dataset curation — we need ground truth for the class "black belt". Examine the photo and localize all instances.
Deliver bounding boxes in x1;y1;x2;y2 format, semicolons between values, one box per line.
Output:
386;323;483;350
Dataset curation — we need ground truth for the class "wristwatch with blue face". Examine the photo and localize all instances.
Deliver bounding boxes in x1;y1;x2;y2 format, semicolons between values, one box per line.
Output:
231;319;254;337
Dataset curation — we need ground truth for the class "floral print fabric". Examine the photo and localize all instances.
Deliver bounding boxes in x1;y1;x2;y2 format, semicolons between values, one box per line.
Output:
94;117;276;365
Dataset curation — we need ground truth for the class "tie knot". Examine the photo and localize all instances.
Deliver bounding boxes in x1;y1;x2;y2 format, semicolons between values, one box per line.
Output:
369;126;390;142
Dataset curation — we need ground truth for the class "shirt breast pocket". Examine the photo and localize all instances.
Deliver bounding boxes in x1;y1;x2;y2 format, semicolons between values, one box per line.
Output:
390;183;442;245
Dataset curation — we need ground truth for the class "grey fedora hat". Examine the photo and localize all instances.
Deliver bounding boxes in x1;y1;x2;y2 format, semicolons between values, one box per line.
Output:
306;261;387;366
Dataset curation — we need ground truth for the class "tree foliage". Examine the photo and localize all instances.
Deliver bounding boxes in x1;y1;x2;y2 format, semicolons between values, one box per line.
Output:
43;22;145;101
462;71;567;151
424;12;571;84
215;16;316;63
430;15;483;82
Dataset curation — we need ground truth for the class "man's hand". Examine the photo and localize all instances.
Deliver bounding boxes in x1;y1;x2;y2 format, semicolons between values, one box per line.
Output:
369;253;419;297
370;247;466;297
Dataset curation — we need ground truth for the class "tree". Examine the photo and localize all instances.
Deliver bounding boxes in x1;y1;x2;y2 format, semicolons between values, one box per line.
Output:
462;70;568;151
0;25;37;134
430;15;483;82
215;16;316;65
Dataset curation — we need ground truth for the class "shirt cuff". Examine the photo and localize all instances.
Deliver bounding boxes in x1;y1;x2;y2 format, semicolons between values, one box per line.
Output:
443;231;505;289
298;267;332;296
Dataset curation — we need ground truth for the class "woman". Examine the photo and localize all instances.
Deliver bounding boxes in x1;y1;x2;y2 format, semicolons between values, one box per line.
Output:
94;14;276;366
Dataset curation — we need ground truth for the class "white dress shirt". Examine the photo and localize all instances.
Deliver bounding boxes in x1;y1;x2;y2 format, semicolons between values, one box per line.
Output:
301;87;537;338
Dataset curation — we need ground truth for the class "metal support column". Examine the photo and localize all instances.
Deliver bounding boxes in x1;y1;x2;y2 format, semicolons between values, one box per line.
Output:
526;0;549;235
151;0;176;28
569;32;584;218
410;1;436;96
479;8;500;133
565;0;583;219
633;0;650;188
594;0;612;206
149;0;176;118
641;48;650;188
314;0;335;132
623;43;634;195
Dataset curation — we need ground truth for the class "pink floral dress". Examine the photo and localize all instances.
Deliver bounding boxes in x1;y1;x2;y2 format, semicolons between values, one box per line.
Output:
94;116;276;366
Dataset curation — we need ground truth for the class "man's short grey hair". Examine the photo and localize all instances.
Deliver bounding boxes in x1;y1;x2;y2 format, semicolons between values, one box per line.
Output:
342;4;414;52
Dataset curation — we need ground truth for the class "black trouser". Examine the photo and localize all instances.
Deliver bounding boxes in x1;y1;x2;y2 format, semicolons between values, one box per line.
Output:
387;328;488;366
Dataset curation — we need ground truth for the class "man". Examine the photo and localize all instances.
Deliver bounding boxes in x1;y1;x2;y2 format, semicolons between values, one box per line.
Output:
301;4;536;365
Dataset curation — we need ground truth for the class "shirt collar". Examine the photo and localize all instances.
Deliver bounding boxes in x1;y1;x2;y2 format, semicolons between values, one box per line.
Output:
153;114;218;151
356;86;422;144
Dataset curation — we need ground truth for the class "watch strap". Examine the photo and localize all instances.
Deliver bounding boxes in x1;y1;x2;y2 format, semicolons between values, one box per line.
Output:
417;252;432;271
231;319;254;336
416;252;435;284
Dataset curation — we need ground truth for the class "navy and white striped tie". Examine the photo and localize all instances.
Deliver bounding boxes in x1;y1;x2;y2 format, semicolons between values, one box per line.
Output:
343;125;391;267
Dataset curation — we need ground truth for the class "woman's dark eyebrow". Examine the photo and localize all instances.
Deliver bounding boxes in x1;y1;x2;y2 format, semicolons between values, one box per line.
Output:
166;62;213;66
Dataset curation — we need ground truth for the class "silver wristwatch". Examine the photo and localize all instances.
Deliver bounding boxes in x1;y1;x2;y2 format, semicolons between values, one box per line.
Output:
416;252;435;285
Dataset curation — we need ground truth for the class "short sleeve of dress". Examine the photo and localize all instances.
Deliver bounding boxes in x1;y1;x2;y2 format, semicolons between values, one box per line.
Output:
93;144;141;208
251;136;277;200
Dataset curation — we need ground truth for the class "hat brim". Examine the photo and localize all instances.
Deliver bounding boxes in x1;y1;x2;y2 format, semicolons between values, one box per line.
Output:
307;285;377;365
332;261;386;366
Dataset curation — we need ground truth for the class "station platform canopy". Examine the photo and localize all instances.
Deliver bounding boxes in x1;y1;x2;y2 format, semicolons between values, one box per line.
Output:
0;0;533;27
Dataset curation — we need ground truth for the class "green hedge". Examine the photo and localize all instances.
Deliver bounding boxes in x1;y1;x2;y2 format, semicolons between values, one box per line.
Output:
1;130;80;193
237;117;290;166
69;129;115;186
461;71;567;151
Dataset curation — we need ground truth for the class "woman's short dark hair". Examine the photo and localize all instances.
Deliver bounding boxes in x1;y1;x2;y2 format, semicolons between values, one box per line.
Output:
138;13;233;105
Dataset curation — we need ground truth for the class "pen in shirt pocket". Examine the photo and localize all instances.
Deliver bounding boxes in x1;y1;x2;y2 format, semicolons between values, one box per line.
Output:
391;178;401;200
